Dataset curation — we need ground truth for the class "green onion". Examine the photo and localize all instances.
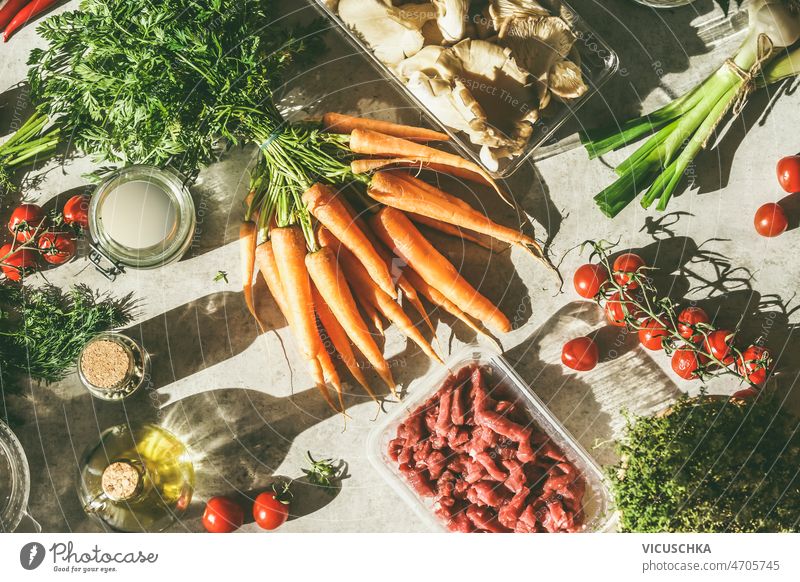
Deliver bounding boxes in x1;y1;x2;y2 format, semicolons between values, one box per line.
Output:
0;112;59;192
582;0;800;218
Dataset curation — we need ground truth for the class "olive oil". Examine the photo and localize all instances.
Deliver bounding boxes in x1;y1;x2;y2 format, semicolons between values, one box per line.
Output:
77;424;194;532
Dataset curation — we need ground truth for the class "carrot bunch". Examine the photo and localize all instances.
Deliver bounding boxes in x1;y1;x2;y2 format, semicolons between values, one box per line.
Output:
240;114;552;413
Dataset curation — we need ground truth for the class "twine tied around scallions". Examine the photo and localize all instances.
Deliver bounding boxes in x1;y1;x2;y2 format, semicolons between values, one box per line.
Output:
707;33;775;147
582;0;800;217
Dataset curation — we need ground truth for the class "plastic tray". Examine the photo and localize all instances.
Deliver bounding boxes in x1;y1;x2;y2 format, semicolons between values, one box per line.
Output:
312;1;619;178
366;345;616;533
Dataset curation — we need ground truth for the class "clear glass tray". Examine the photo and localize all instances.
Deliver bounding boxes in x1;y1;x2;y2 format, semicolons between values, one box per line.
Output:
366;345;617;533
312;1;619;178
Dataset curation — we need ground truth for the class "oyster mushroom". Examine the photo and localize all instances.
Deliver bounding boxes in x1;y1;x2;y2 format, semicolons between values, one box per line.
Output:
338;0;433;65
549;59;587;100
394;45;446;79
397;38;540;171
431;0;470;43
489;0;551;34
500;16;587;108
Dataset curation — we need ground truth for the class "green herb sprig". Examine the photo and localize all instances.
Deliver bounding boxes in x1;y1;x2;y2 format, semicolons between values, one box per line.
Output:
302;451;341;487
0;284;134;385
28;0;357;245
610;395;800;532
28;0;321;175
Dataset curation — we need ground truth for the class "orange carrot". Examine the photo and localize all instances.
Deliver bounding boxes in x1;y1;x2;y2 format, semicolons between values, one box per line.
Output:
351;158;491;188
330;202;437;338
370;171;559;277
305;247;397;394
302;183;397;298
239;221;264;332
398;278;437;339
254;241;338;412
307;356;340;414
407;212;505;253
361;293;386;335
254;240;290;324
348;129;510;205
312;285;377;401
402;268;483;334
371;208;511;334
345;217;437;340
369;171;536;247
320;229;442;363
316;345;345;414
271;226;321;361
323;112;448;143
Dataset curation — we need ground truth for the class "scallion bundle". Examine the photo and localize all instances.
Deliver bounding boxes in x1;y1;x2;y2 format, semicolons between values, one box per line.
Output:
582;0;800;218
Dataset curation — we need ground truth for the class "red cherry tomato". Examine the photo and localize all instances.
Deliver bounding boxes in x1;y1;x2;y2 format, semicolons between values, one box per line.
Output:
561;336;600;371
8;203;47;242
731;388;758;401
671;348;707;380
605;292;641;327
573;263;608;298
754;203;788;238
253;491;290;530
612;253;646;289
677;307;710;343
63;194;91;229
737;345;772;387
776;155;800;193
38;232;77;265
0;243;37;281
638;318;669;351
703;329;735;366
202;496;244;533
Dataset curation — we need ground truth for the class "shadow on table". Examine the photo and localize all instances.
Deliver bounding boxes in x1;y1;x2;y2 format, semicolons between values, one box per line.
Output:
505;301;680;467
123;282;283;390
155;385;345;529
568;0;718;131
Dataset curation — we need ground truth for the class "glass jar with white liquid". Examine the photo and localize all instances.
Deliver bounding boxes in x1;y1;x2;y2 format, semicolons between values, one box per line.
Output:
89;165;196;279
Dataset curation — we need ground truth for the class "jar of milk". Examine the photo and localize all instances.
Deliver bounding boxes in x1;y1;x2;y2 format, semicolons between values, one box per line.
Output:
88;166;196;279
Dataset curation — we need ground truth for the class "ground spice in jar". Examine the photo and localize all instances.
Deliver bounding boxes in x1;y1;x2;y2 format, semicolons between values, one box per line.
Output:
80;339;131;389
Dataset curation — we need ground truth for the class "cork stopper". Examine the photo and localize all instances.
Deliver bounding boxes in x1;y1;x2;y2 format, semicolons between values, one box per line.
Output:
81;340;132;389
101;461;142;502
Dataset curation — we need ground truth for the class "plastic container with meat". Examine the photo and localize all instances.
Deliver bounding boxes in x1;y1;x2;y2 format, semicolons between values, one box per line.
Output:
367;346;616;532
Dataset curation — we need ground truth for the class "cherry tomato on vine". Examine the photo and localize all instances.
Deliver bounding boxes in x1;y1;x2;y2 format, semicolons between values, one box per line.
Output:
8;203;47;242
776;155;800;193
671;348;707;380
63;194;91;229
677;307;710;343
561;336;600;371
202;496;244;533
737;345;772;387
638;318;669;351
703;329;735;366
38;232;77;265
573;263;608;298
605;292;641;327
612;253;646;289
754;203;788;238
253;491;290;530
0;243;37;281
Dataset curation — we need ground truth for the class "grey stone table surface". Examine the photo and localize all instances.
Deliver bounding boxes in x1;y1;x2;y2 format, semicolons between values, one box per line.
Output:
2;0;799;532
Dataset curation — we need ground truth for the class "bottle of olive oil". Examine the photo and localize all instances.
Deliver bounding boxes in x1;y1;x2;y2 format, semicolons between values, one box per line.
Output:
77;424;194;532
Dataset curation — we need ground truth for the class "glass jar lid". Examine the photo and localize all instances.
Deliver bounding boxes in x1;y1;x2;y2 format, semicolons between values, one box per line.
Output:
89;165;196;270
77;332;150;402
0;419;30;532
